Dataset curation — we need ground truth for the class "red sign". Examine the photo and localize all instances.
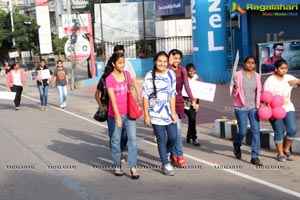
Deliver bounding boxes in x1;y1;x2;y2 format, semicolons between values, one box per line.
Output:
35;0;48;6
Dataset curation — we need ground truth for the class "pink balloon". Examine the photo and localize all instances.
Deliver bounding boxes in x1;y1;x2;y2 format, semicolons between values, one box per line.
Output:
258;106;272;120
272;106;287;119
261;91;273;103
271;95;284;108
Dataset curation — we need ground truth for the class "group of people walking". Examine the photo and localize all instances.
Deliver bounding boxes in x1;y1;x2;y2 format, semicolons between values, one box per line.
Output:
4;59;69;111
2;47;299;179
232;56;300;166
95;46;201;178
96;47;300;179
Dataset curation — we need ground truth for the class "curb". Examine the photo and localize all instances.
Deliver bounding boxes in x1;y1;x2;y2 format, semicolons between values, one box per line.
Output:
213;119;300;154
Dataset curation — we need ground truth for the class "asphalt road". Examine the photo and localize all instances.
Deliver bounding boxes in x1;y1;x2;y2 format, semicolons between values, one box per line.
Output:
0;64;300;200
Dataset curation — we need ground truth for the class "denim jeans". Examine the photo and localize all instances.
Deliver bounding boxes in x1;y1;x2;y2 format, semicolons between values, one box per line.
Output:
269;111;297;143
171;114;183;157
56;85;67;106
107;115;137;168
153;123;177;165
121;128;128;153
38;85;48;106
233;107;260;158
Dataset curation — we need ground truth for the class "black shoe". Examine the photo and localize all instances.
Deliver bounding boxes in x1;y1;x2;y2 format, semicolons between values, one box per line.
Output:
250;157;263;166
233;143;241;159
186;137;192;144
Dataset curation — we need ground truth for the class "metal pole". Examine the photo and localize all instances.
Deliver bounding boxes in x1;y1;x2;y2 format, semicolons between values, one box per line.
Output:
99;0;105;61
8;0;15;46
142;0;146;52
67;0;76;90
28;31;32;61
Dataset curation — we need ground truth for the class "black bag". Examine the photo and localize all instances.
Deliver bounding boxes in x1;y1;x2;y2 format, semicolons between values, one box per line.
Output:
100;77;109;107
94;77;108;122
94;109;108;122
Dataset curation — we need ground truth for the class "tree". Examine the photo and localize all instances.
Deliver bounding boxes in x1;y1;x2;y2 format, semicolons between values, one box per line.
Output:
0;7;39;60
52;36;68;60
0;10;13;59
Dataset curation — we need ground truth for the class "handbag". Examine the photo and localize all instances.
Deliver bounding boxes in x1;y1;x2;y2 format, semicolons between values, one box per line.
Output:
124;72;143;119
94;109;107;122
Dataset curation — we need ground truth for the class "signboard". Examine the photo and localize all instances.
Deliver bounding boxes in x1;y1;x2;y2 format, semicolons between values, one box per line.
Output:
192;0;229;83
9;51;19;58
156;0;185;16
62;14;90;36
230;0;300;8
0;91;16;100
257;40;300;74
30;69;51;81
36;5;52;54
182;81;217;102
64;35;91;63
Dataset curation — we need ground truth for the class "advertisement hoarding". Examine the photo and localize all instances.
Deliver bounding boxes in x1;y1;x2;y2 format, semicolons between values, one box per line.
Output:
257;40;300;74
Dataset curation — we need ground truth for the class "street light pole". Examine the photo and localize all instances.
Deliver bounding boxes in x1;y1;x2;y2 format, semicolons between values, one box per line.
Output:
24;21;32;61
99;0;105;61
142;0;147;52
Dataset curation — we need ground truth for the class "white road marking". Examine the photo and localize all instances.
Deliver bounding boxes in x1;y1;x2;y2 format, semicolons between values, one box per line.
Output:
21;92;300;198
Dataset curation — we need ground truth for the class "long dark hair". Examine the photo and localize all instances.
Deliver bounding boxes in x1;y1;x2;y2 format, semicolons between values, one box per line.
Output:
151;51;168;98
102;52;125;79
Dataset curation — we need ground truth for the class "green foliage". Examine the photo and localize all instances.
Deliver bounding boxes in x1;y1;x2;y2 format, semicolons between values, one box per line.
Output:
0;6;39;59
52;36;68;59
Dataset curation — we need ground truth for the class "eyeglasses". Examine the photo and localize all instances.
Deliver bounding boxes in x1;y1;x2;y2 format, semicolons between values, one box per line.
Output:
275;49;284;52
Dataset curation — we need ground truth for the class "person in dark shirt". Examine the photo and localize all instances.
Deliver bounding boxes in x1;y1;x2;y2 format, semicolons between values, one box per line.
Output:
261;43;284;73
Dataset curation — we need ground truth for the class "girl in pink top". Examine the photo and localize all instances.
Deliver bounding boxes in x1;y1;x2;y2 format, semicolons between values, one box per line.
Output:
232;56;263;166
104;52;140;179
6;63;25;110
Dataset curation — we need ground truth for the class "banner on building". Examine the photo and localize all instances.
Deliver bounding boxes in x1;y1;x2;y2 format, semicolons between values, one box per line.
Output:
257;40;300;74
35;0;52;54
156;0;185;16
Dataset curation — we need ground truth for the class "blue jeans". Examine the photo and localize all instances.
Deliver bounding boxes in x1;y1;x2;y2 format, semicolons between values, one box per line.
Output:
38;85;48;106
107;115;137;168
121;128;128;153
269;111;297;143
171;115;183;157
234;108;260;158
153;123;177;165
56;85;67;106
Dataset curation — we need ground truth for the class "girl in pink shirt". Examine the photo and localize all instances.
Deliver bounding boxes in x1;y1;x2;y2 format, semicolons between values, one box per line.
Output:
104;52;140;179
6;63;25;110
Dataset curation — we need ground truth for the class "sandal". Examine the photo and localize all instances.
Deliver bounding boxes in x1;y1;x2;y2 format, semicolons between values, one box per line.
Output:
177;156;187;167
276;155;286;162
152;134;157;143
283;151;295;161
130;168;140;180
114;168;124;176
192;139;200;146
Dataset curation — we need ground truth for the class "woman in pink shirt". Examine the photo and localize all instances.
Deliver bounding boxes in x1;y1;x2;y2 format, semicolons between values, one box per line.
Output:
104;52;140;179
6;63;25;110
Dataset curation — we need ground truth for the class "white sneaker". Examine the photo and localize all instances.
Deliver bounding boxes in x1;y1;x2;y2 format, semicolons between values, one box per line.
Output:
162;163;174;176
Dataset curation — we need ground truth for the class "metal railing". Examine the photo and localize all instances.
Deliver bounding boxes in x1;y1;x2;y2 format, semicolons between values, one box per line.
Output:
101;36;193;59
